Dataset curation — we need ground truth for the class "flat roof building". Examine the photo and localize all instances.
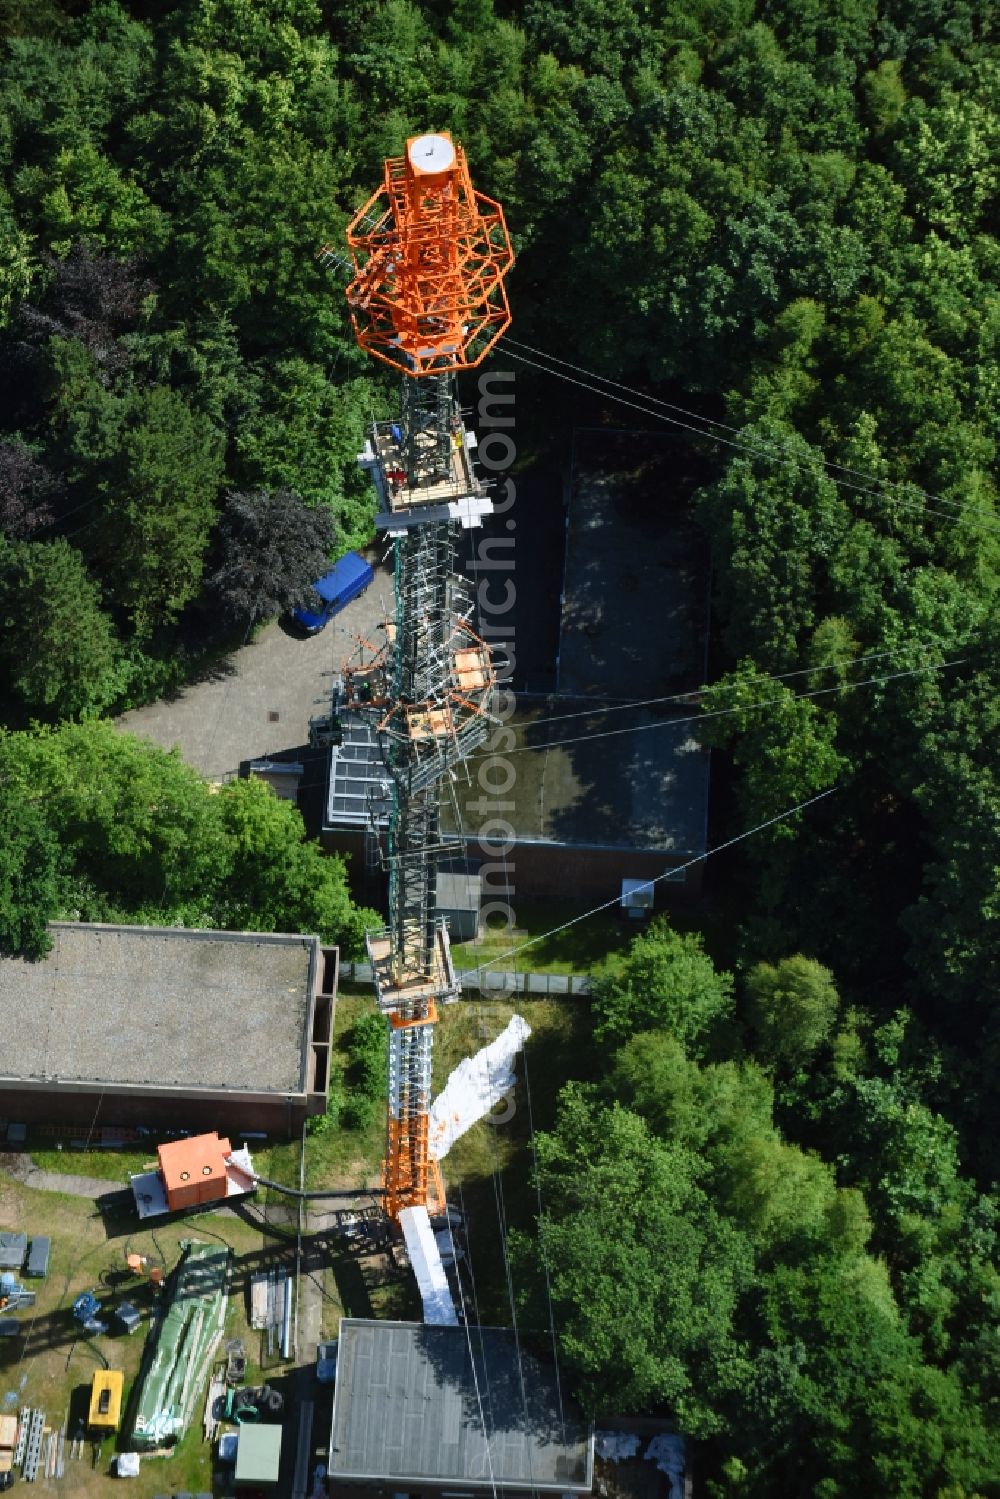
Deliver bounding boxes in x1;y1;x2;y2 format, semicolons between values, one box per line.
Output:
323;697;707;907
321;431;710;906
328;1319;593;1496
0;923;338;1137
557;431;710;704
441;695;708;897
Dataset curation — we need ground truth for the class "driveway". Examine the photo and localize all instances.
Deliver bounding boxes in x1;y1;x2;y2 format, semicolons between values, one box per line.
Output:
117;563;394;781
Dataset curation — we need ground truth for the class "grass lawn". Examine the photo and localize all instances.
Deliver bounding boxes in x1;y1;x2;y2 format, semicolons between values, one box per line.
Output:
301;993;386;1193
452;898;636;976
0;1168;272;1498
431;994;593;1323
29;1144;157;1181
299;990;593;1197
452;891;746;981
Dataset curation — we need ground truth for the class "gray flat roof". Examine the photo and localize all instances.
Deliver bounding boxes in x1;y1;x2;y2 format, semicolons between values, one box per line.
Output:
437;871;481;911
327;697;708;856
0;923;318;1095
560;431;709;700
445;697;709;855
235;1423;282;1485
329;1319;593;1492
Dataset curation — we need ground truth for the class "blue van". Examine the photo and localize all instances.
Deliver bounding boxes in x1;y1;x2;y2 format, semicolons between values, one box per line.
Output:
292;552;374;633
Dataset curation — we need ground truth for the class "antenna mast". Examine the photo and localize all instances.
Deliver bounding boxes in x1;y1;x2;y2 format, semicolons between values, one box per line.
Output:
339;133;513;1218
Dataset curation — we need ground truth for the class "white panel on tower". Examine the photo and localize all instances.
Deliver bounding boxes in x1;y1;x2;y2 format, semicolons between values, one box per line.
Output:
399;1205;458;1326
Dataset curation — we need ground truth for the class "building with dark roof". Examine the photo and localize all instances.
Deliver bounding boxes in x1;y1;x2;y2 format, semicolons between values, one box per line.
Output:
442;695;708;901
328;1318;593;1497
320;432;710;906
323;700;707;907
0;923;338;1137
557;431;710;705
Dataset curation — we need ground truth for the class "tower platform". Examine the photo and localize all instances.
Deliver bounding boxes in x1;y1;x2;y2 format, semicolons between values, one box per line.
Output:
366;922;460;1013
360;423;493;531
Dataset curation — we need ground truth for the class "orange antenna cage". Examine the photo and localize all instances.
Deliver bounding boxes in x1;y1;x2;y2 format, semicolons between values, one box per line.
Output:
346;132;513;376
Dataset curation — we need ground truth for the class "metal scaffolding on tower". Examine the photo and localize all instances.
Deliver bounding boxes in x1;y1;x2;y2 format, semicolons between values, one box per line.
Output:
332;132;513;1219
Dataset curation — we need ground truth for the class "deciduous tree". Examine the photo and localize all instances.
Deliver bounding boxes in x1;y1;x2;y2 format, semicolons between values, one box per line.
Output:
514;1084;753;1430
0;781;64;958
205;486;334;626
216;775;371;953
0;439;62;536
591;916;734;1052
0;536;119;717
95;383;225;630
699;663;847;860
745;954;841;1073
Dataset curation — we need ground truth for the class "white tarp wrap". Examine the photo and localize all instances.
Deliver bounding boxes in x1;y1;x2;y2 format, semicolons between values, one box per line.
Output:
399;1206;458;1326
595;1431;642;1462
428;1014;532;1161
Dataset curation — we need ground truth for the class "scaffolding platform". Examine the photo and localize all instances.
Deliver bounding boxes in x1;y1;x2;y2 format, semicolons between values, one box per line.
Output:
366;925;459;1012
360;423;492;529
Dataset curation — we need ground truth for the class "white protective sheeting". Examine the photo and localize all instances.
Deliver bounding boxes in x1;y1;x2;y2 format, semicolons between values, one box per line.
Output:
399;1206;458;1326
428;1014;532;1161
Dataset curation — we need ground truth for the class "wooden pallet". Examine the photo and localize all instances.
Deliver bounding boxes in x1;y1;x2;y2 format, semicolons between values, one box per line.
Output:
203;1365;226;1442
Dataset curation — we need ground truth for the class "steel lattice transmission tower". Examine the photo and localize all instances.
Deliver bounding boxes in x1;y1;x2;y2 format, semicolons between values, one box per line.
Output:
338;132;513;1219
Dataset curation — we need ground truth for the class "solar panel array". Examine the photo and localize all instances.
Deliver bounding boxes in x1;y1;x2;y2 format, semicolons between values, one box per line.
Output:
325;714;389;827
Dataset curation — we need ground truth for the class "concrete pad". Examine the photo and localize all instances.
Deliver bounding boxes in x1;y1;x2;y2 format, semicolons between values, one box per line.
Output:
116;563;394;781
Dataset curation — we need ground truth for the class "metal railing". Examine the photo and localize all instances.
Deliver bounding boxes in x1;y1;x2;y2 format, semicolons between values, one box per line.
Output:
338;959;593;996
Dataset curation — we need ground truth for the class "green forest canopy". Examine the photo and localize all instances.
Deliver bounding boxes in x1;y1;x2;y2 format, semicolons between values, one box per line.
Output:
514;926;998;1496
0;0;998;1494
0;718;374;957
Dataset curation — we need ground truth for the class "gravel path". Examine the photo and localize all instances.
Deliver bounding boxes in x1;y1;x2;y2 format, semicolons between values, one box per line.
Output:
297;1213;323;1365
0;1154;120;1199
21;1165;117;1197
297;1205;342;1362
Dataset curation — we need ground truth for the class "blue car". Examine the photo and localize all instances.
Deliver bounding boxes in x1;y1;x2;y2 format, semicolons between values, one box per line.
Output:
292;552;374;633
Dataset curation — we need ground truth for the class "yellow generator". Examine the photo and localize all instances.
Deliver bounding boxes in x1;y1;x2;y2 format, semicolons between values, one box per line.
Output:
88;1370;124;1433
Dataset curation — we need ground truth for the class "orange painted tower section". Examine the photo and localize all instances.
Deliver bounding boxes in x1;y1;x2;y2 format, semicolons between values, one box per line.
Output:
346;131;513;375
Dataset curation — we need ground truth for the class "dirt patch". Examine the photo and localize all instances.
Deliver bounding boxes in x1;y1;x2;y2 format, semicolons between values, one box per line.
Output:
0;1174;25;1228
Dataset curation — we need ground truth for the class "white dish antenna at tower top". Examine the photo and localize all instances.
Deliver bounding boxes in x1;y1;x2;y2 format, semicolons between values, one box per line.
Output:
407;132;456;174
